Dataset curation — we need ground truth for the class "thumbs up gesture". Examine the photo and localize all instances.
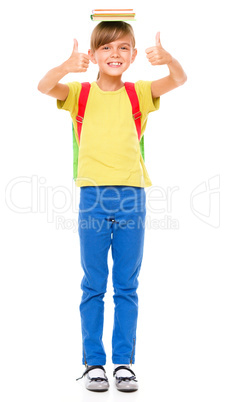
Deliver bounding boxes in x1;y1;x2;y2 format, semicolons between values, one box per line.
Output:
64;39;90;73
145;32;173;66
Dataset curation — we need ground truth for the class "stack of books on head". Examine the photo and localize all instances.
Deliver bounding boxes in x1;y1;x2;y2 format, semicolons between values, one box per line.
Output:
91;9;136;21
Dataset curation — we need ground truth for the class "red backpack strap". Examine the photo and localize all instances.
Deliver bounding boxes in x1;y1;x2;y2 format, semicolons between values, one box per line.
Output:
76;82;91;143
124;82;142;141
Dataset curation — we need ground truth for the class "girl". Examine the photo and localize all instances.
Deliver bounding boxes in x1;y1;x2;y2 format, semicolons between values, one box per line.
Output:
38;21;187;392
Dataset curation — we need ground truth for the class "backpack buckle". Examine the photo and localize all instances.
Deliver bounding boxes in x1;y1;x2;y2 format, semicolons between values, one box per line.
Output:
133;111;142;120
76;115;83;123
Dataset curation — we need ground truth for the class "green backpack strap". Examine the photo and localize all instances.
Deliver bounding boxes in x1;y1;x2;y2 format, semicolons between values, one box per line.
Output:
139;135;145;162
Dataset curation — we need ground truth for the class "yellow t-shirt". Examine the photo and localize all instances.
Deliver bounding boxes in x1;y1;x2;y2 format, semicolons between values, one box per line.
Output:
57;80;160;187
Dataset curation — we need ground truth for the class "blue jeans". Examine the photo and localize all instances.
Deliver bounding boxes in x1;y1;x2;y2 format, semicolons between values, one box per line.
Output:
78;186;146;365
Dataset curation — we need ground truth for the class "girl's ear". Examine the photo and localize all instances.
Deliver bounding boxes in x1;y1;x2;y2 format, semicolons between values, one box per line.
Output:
88;49;97;64
131;48;137;64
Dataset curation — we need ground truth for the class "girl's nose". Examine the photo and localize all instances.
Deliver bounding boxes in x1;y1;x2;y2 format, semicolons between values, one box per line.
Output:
110;49;120;57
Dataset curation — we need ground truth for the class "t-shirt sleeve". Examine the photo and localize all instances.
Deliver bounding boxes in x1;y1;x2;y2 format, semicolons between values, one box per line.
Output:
135;80;160;115
56;81;82;117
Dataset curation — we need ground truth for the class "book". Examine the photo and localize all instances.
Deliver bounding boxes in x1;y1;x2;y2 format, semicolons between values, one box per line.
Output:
92;13;135;16
90;8;136;22
92;9;134;13
91;16;136;21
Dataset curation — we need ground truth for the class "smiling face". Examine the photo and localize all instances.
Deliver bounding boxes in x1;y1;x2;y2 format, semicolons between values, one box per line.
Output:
88;34;137;77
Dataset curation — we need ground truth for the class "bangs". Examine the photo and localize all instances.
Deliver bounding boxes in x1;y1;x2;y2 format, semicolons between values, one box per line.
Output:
90;21;135;51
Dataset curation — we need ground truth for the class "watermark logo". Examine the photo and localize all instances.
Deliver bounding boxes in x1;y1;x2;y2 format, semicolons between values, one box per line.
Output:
190;175;220;228
5;174;220;231
5;175;80;223
5;175;180;231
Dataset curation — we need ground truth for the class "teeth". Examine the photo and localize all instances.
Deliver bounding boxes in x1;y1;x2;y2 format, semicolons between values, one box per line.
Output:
108;62;122;65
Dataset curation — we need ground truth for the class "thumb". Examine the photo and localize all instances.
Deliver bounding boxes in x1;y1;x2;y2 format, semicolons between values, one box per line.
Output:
72;38;78;53
155;32;162;47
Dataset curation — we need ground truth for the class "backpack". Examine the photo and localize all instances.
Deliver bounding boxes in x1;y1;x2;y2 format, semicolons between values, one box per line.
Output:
72;82;144;180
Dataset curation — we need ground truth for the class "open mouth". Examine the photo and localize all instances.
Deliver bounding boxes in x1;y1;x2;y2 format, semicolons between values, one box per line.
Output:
107;62;122;67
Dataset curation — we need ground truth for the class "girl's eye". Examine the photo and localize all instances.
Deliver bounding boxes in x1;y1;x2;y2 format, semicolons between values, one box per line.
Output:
102;46;128;50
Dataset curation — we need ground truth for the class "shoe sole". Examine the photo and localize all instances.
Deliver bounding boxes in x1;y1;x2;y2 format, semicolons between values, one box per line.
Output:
87;388;109;392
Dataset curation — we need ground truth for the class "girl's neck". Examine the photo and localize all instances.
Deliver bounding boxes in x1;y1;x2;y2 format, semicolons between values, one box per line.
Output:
96;74;124;92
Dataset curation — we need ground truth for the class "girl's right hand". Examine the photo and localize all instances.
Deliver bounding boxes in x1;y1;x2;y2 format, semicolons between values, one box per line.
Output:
64;39;90;73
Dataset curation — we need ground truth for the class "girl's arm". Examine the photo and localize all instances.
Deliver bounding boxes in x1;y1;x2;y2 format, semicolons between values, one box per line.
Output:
38;39;90;101
38;64;70;101
145;32;187;98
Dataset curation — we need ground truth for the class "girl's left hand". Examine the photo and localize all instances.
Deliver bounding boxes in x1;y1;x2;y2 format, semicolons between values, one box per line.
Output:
145;32;173;66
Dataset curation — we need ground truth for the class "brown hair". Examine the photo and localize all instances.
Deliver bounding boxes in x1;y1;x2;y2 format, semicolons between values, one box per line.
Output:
90;21;136;80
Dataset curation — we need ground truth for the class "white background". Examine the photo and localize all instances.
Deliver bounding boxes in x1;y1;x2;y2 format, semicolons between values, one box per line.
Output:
1;0;225;401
